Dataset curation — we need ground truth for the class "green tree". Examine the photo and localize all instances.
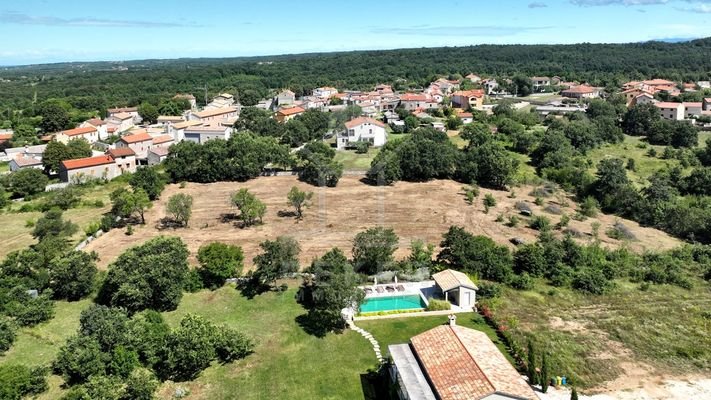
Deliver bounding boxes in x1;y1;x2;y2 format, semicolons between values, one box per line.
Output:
7;168;48;197
622;103;660;136
129;167;165;200
352;227;399;275
155;314;217;381
126;311;170;368
231;188;266;227
527;340;539;385
197;242;244;289
110;188;152;224
32;208;78;240
298;153;343;187
122;368;159;400
37;101;71;133
79;305;130;352
42;141;72;173
541;351;551;393
213;325;254;363
253;236;301;287
166;193;193;227
0;319;16;355
571;387;579;400
49;250;98;301
0;364;48;400
138;102;159;124
437;226;513;282
53;335;106;384
98;236;189;313
286;186;313;219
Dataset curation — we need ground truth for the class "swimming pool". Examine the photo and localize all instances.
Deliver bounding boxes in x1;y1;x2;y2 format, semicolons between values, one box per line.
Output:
360;294;427;313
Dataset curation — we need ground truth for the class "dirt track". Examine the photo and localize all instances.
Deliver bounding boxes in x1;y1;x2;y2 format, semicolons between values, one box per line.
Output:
85;176;680;269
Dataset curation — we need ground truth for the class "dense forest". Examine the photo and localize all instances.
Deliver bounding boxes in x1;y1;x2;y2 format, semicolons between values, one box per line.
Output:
1;38;711;114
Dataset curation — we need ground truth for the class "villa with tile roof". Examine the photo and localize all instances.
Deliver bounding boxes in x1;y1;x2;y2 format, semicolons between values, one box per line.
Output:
275;106;306;123
388;319;539;400
337;117;387;150
55;126;99;144
116;132;154;159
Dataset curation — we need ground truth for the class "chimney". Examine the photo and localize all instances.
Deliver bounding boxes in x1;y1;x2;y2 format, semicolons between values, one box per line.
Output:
448;314;457;327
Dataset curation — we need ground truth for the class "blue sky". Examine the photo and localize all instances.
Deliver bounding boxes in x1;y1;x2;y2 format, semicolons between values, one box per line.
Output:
1;0;711;65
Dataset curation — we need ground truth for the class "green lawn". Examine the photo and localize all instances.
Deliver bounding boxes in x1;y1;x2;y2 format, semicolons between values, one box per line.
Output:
0;161;9;173
491;279;711;388
587;135;677;185
334;148;380;171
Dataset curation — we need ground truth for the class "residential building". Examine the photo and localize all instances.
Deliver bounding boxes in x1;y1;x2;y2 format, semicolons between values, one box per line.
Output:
451;90;485;110
206;93;235;109
313;87;338;99
151;134;174;149
431;121;446;132
337;117;387;150
116;131;153;159
683;102;703;118
531;76;551;88
655;102;685;121
388;319;539;400
2;144;47;162
275;106;306;123
171;120;203;142
173;93;197;110
55;126;99;144
483;79;499;95
399;93;429;111
147;146;169;166
431;269;477;308
157;116;185;125
80;118;109;140
190;107;238;122
465;73;481;83
0;130;12;146
456;111;474;124
9;156;43;172
106;148;137;175
183;124;231;144
59;155;116;183
107;112;135;133
107;106;139;121
276;90;296;106
561;85;600;99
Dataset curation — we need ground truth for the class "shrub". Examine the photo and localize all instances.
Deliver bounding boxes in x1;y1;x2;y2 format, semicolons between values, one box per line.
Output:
476;282;502;299
100;214;115;232
534;197;544;206
0;319;16;354
606;221;636;241
213;326;255;363
426;299;451;311
197;243;244;289
53;335;106;384
183;269;204;293
354;141;370;154
579;196;599;217
84;221;100;237
529;215;552;231
572;268;610;295
510;273;534;290
557;214;570;229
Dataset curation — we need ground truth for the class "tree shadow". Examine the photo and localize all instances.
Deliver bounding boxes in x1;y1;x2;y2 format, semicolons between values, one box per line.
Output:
294;309;345;338
360;365;392;400
156;217;186;231
277;210;297;218
236;276;271;300
219;212;240;224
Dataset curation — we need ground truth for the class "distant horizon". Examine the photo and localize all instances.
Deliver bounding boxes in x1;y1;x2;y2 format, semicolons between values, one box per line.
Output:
0;36;704;69
2;0;711;66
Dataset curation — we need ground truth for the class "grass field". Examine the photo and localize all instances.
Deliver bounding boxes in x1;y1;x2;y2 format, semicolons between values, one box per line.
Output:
0;181;120;259
491;279;711;390
587;135;678;185
333;147;380;171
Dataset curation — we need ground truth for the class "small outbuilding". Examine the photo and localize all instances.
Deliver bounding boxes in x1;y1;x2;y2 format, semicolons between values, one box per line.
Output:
432;269;477;308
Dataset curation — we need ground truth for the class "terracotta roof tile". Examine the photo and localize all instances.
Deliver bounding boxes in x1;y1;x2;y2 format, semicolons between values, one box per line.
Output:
277;106;306;116
195;107;237;119
432;270;478;292
107;148;135;158
344;117;386;129
61;155;114;170
61;126;97;137
119;132;152;144
151;135;174;145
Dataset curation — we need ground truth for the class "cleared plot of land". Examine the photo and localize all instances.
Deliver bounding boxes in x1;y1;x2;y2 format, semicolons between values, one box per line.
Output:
587;135;679;184
493;280;711;392
85;176;679;270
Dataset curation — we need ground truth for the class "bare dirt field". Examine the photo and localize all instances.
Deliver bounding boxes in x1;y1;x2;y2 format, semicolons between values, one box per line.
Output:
85;176;680;269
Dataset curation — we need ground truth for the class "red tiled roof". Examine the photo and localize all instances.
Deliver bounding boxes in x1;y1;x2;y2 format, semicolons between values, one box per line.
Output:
655;102;683;109
400;93;428;102
149;147;170;157
119;132;152;144
0;133;12;141
643;79;675;86
452;89;485;98
61;155;114;170
107;148;135;158
86;118;106;126
277;106;305;116
344;117;386;129
61;126;97;137
151;135;174;145
410;325;538;400
562;85;597;94
683;102;702;107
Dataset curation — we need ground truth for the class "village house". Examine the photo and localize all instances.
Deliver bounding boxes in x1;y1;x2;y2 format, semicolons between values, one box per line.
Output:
337;117;387;150
399;93;430;111
483;79;499;95
655;102;685;121
147;146;169;166
173;93;197;110
388;318;539;400
276;90;296;106
80;118;109;140
115;131;153;159
275;106;306;123
561;85;600;99
531;76;551;88
206;93;235;109
703;98;711;112
631;92;656;107
151;134;174;149
183;124;231;144
189;107;238;123
465;73;481;83
106;147;137;175
107;112;135;133
0;130;13;147
107;106;140;121
432;78;460;94
9;156;43;172
313;87;339;99
55;126;99;145
157;116;185;126
683;102;703;119
59;154;116;183
451;89;485;110
456;111;474;124
2;144;47;162
171;120;203;142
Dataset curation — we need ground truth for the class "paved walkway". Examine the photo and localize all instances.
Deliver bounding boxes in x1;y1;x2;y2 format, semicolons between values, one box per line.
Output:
347;320;384;364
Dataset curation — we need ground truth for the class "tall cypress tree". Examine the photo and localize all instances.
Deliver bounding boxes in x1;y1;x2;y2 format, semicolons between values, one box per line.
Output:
527;340;538;385
540;352;550;393
571;387;579;400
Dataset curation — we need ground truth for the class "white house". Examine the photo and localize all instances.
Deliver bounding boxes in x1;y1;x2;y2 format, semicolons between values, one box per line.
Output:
337;117;387;150
107;112;135;133
80;118;109;140
683;102;703;119
183;124;231;144
655;102;685;121
55;126;99;145
276;90;296;106
147;146;169;166
106;147;137;176
116;131;154;159
531;76;551;88
561;85;600;99
189;107;238;123
313;87;338;99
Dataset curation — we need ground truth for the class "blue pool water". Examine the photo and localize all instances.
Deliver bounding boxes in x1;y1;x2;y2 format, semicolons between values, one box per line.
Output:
360;294;426;313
